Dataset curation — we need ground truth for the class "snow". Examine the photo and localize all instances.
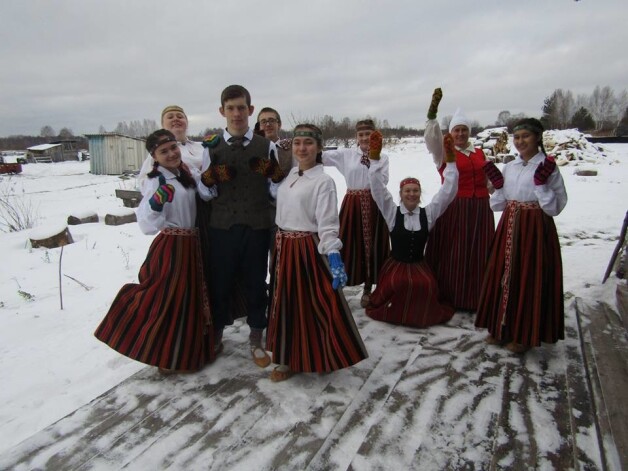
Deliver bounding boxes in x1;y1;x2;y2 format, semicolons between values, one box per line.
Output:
0;139;627;467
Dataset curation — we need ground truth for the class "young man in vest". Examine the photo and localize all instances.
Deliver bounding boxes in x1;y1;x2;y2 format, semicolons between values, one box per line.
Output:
198;85;284;368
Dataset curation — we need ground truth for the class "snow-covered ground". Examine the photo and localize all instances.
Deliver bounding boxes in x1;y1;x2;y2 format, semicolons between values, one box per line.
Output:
0;137;626;465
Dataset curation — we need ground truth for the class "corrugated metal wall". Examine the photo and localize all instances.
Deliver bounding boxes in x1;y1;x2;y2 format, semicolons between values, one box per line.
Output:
85;134;146;175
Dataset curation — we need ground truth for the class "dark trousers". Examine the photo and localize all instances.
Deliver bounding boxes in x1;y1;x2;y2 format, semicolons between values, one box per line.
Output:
209;225;270;331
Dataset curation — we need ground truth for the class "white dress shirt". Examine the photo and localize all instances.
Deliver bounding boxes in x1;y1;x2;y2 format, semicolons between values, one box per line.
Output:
137;166;199;235
275;164;343;255
490;152;568;217
369;160;459;232
322;147;389;189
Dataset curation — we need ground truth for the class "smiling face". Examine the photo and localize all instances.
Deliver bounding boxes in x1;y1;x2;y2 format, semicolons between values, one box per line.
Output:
292;135;320;171
152;140;182;171
400;182;421;212
513;129;540;161
161;111;188;141
357;129;373;153
450;125;470;148
258;111;280;142
220;96;254;137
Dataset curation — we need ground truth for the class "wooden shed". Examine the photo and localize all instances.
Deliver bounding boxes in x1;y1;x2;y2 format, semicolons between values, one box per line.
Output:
26;143;64;163
84;133;146;175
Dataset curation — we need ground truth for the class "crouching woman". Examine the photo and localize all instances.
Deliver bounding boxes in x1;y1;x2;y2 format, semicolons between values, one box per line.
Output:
266;124;368;382
365;131;459;328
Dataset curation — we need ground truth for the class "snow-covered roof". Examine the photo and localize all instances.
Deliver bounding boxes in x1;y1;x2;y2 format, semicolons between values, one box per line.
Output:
27;143;62;151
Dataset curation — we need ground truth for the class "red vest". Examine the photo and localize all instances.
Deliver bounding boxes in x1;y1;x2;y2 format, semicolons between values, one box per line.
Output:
439;148;489;198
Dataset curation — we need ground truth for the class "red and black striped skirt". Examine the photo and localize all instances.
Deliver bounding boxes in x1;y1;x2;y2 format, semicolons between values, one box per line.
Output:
339;189;390;287
475;201;564;346
266;230;368;373
366;258;454;328
94;228;214;371
425;196;494;311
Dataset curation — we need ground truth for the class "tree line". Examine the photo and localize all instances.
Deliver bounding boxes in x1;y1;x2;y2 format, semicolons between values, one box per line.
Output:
2;85;627;151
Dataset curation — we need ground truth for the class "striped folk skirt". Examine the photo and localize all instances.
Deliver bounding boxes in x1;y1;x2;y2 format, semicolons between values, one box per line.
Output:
475;201;564;347
366;258;454;328
424;196;494;311
266;230;368;373
339;189;391;288
94;228;214;371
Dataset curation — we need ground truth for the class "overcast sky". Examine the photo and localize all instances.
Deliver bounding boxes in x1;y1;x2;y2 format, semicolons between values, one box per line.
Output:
1;0;626;137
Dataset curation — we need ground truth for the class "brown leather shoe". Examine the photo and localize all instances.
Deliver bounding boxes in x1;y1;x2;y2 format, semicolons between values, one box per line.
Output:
251;345;271;368
270;365;293;382
505;342;529;354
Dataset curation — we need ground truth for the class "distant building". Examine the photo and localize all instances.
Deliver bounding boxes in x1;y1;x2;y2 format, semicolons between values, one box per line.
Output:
84;133;146;175
26;143;64;163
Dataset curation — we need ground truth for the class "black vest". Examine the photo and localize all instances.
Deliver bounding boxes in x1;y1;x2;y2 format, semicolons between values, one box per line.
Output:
210;134;274;230
390;207;428;263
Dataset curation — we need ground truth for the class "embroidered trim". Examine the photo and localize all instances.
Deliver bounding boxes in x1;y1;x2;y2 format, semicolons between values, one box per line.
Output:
499;200;541;324
162;227;199;236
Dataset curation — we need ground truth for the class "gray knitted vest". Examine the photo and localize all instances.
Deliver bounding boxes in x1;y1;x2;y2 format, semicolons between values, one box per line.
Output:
210;134;274;230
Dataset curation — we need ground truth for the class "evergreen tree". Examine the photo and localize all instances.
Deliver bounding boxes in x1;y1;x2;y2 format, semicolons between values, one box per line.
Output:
569;107;595;132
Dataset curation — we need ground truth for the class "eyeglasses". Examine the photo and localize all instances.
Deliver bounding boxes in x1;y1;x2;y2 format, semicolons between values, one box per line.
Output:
259;118;278;126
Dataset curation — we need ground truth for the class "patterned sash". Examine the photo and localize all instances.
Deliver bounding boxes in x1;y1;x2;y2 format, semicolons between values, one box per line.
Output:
347;188;373;281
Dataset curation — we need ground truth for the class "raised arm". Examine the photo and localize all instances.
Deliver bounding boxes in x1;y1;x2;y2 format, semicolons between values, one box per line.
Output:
424;88;445;167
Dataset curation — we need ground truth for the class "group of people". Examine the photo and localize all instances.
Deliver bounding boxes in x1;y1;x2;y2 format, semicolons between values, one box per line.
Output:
94;84;568;382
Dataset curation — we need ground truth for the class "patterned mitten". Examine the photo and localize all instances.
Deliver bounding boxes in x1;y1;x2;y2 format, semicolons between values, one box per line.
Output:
369;131;383;160
328;252;348;289
427;87;443;120
201;164;236;188
483;161;504;189
443;133;457;163
249;150;285;183
533;155;556;185
149;175;175;212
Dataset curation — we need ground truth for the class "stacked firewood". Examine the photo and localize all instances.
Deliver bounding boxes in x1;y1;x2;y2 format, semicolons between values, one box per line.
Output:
473;127;511;162
542;129;607;165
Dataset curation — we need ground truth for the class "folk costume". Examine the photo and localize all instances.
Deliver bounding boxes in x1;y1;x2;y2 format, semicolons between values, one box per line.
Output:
95;166;214;372
198;129;280;362
321;147;391;295
424;112;494;311
267;164;368;373
365;161;459;327
475;152;567;347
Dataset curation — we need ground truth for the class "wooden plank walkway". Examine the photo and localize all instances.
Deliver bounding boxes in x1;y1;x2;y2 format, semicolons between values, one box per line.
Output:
0;289;621;470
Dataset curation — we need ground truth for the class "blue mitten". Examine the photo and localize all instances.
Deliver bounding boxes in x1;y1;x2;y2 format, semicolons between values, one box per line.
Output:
327;252;348;289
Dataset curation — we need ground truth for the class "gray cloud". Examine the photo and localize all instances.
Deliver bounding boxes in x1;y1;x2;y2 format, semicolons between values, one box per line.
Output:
1;0;626;136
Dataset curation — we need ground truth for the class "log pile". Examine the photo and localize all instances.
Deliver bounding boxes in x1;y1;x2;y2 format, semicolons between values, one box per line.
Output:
473;127;511;162
542;129;608;166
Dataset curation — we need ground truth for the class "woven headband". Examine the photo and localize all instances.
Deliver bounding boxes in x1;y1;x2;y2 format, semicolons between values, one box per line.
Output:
149;136;178;155
513;123;543;134
293;130;322;143
400;177;420;188
356;123;375;131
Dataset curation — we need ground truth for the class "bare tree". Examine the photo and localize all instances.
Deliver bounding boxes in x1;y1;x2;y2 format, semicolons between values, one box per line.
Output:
40;125;56;137
496;110;511;127
58;127;74;139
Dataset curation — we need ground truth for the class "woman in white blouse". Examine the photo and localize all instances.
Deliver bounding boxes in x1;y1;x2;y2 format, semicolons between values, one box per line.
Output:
365;131;459;328
475;118;568;353
266;124;368;382
95;129;215;373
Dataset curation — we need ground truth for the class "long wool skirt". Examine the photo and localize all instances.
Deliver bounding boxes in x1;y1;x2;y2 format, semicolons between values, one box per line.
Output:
424;196;494;311
266;230;368;373
94;228;214;371
339;189;391;288
475;201;564;346
366;258;454;328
